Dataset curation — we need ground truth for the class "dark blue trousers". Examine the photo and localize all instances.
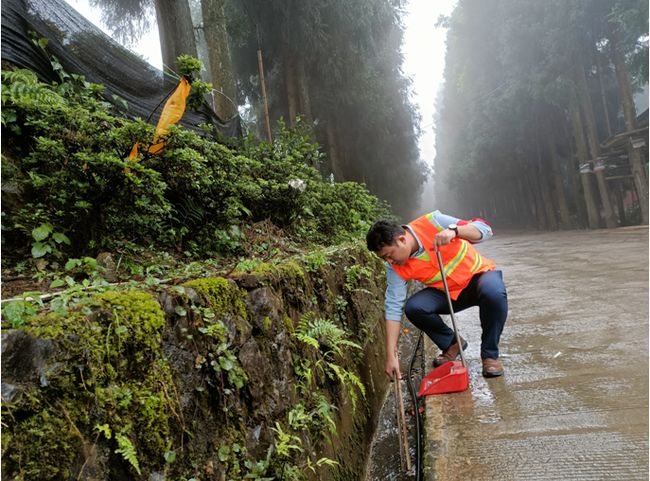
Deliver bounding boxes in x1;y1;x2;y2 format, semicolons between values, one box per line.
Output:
404;270;507;360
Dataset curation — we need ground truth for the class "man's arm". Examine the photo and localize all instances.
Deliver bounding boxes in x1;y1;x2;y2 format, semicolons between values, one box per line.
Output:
384;265;407;379
433;212;493;247
385;319;402;379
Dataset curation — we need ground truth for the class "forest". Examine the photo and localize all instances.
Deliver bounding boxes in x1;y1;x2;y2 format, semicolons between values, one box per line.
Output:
95;0;648;230
88;0;426;218
434;0;648;230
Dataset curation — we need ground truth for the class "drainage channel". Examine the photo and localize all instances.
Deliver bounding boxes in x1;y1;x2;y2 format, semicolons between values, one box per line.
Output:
364;326;426;481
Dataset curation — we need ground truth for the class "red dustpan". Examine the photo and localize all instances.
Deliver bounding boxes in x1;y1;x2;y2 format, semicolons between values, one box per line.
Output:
418;360;469;395
418;246;470;396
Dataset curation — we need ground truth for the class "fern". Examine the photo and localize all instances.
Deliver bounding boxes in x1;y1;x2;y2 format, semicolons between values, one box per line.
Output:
327;362;366;413
115;433;142;475
294;358;314;393
94;423;112;440
271;422;303;459
316;457;339;468
294;316;361;357
315;394;337;435
294;332;320;351
288;403;311;430
1;69;64;107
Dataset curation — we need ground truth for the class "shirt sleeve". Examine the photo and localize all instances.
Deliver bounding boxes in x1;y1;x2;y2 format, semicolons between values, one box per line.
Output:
433;211;493;243
385;264;408;321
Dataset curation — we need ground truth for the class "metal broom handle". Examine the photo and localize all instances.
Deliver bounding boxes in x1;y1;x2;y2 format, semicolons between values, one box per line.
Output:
435;247;467;368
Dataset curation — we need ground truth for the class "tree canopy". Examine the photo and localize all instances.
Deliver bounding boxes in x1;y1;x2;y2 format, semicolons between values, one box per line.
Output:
88;0;425;219
435;0;648;229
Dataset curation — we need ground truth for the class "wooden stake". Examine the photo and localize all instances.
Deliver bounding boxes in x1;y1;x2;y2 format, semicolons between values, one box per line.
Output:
257;49;272;143
395;377;412;472
394;379;405;471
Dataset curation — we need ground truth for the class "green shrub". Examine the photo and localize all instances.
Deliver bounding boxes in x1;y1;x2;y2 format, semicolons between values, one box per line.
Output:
2;60;389;266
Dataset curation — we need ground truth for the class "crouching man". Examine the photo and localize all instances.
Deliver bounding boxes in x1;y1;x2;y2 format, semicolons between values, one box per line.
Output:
365;211;508;379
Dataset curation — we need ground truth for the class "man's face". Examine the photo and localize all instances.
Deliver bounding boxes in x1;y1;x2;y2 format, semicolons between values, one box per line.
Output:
377;235;410;266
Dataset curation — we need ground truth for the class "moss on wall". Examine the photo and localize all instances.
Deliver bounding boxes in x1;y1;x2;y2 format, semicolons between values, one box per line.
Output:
183;277;248;319
3;290;178;480
2;243;388;480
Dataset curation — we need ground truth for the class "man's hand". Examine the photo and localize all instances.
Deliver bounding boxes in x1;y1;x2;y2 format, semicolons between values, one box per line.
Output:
434;228;457;248
385;355;402;380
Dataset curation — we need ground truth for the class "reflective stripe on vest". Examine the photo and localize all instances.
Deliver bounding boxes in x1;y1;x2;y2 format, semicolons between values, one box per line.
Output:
425;240;468;284
391;211;496;300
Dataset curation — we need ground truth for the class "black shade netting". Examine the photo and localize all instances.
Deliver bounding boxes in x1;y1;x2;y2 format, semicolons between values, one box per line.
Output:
1;0;242;138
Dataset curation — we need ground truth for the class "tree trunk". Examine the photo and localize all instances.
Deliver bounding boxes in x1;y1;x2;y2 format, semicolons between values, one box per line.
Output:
527;169;546;230
615;181;627;225
608;21;649;224
596;53;612;138
154;0;198;74
608;23;639;133
537;141;558;230
295;56;313;125
547;132;572;229
570;107;601;228
326;122;344;181
201;0;238;120
256;49;272;143
284;50;298;127
575;63;617;228
516;177;531;227
562;113;587;228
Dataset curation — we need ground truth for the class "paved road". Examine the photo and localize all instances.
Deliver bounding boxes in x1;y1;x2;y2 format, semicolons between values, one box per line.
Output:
423;227;649;481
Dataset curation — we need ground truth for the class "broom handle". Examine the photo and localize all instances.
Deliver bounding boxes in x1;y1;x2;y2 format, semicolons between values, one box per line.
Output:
435;248;467;368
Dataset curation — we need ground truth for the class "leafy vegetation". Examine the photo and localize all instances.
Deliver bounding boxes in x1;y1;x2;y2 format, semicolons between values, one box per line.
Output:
88;0;424;218
2;240;386;480
1;58;389;277
225;0;425;218
293;315;365;413
1;42;390;481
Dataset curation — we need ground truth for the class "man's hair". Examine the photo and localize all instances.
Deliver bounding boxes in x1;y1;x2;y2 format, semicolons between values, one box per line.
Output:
366;220;405;252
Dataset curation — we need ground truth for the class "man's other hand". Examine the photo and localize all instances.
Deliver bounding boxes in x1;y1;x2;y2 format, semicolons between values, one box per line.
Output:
434;228;456;248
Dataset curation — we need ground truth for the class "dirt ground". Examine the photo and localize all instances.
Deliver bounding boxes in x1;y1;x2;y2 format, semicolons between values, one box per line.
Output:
423;226;649;481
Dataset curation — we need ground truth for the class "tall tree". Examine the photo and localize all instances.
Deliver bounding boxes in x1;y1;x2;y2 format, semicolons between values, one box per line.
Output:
435;0;647;230
91;0;236;96
154;0;197;72
575;62;617;228
201;0;238;119
226;0;424;218
607;18;649;223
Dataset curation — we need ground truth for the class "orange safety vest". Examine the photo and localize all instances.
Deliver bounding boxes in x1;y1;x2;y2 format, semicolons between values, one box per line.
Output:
391;212;496;300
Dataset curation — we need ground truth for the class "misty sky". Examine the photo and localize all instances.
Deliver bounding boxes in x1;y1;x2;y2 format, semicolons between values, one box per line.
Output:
403;0;457;213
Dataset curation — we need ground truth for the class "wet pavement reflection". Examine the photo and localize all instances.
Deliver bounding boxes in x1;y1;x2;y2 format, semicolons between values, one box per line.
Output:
424;227;648;481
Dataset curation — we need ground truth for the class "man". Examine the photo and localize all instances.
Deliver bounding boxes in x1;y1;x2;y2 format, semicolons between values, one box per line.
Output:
365;211;507;379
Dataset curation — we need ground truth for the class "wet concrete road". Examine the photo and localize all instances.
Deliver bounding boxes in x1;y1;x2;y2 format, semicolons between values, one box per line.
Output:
423;227;649;481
